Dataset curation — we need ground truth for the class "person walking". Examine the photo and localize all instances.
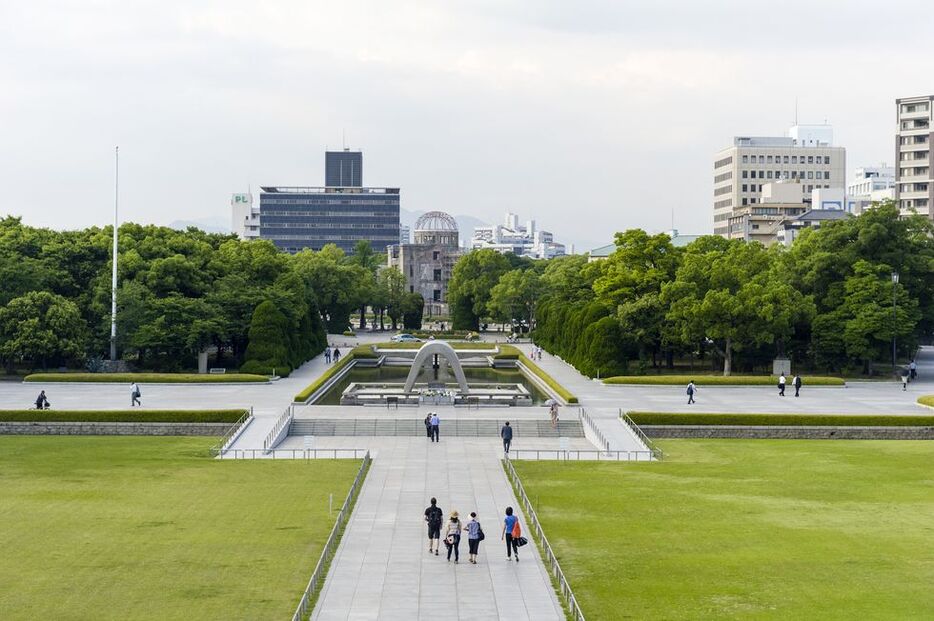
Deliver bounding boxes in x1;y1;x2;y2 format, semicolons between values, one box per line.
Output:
332;347;341;363
35;390;50;410
445;511;462;563
501;506;520;562
793;374;802;397
131;382;141;407
424;413;433;439
501;421;513;455
902;369;909;391
424;497;443;555
910;359;917;381
686;381;696;405
549;402;558;428
778;373;786;397
464;512;483;564
430;412;440;442
324;347;331;364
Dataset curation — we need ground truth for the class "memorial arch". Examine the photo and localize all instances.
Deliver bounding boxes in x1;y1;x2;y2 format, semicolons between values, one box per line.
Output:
403;341;469;394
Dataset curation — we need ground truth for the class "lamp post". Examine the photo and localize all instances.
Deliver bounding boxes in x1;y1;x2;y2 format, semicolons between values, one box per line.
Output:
110;146;119;362
891;271;899;373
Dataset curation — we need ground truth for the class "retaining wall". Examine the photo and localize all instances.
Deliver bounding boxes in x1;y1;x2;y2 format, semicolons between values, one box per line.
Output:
642;425;934;440
0;422;229;436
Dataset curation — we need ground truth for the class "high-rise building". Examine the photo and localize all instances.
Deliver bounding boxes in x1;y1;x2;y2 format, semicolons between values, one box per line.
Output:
325;149;363;187
895;96;933;218
713;125;846;236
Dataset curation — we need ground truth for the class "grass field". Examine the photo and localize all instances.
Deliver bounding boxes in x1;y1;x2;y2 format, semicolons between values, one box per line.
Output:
0;437;361;620
627;412;934;426
514;440;934;620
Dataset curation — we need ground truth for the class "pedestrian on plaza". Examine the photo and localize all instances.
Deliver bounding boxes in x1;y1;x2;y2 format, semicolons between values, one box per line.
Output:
332;347;341;363
793;374;802;398
424;413;433;439
464;511;483;564
445;511;462;563
902;369;909;391
778;373;786;397
430;412;440;442
501;421;513;455
686;381;696;405
910;359;917;380
424;497;443;555
324;347;331;364
35;390;50;410
549;402;559;428
130;382;141;407
501;506;520;562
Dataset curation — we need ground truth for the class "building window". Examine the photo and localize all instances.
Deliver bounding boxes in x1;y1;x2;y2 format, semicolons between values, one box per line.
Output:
742;198;748;205
767;171;773;179
432;251;440;260
767;155;773;163
807;156;814;164
824;156;831;164
807;171;813;179
410;286;414;293
742;184;747;192
824;172;830;179
409;266;413;277
759;155;765;163
433;290;442;301
783;156;789;163
742;155;749;163
433;269;442;282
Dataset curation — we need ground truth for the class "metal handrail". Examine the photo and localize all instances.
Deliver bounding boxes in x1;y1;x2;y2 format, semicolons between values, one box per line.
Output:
213;448;369;460
292;451;371;621
509;449;655;461
210;407;252;454
579;408;609;451
264;405;293;451
503;456;586;621
620;410;664;460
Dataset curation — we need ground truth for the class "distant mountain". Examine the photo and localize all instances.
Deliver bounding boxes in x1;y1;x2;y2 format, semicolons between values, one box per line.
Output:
167;217;230;234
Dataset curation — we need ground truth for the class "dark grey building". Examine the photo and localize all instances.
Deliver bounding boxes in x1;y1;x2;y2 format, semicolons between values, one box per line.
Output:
259;186;400;255
325;150;363;187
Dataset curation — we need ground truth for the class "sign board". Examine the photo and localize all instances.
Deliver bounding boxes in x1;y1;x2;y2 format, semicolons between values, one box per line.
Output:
231;193;252;206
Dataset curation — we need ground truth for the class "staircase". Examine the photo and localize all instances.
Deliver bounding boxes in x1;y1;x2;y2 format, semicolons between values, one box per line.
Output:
288;418;584;438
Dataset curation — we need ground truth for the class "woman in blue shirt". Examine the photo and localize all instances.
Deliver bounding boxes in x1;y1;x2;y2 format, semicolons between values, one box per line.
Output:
501;506;519;562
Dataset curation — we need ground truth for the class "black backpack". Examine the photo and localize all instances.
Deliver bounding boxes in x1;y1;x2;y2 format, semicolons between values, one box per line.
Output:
427;506;442;527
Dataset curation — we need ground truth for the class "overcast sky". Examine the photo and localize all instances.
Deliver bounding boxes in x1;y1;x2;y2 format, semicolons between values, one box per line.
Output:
2;1;932;251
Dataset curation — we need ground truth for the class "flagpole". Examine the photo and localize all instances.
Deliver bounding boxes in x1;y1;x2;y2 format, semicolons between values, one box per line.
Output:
110;146;119;362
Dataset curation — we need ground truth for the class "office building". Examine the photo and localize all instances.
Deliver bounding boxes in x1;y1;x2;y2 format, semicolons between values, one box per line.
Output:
325;149;363;187
848;166;895;200
713;125;846;236
725;181;809;245
388;211;463;317
470;212;565;259
231;192;260;240
895;95;933;218
776;209;852;246
399;225;411;245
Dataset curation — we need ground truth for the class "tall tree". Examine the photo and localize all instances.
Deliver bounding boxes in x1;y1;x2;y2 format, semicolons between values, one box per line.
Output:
448;249;511;330
0;291;88;370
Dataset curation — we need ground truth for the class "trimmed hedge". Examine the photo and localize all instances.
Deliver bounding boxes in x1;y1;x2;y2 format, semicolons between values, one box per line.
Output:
918;396;934;408
501;346;578;404
627;412;934;427
24;373;269;383
604;375;845;386
376;342;496;350
0;410;247;423
293;345;376;402
239;360;291;377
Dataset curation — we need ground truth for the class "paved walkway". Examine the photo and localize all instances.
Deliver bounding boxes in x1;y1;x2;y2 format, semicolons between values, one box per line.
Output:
309;437;564;621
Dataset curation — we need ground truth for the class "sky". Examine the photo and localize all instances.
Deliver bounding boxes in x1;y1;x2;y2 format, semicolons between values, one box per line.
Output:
1;0;932;251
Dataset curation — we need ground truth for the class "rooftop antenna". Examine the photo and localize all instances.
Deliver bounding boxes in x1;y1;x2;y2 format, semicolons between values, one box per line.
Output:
109;146;119;362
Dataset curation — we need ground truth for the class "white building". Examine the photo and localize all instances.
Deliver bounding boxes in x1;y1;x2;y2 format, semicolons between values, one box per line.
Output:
470;212;565;259
895;95;933;218
848;166;895;200
811;187;867;213
713;124;846;237
231;193;260;240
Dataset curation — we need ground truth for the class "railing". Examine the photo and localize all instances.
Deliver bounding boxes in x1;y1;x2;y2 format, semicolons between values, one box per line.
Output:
620;410;664;460
210;407;252;454
579;408;609;451
503;456;586;621
215;448;369;460
509;449;655;461
264;405;293;451
292;451;371;621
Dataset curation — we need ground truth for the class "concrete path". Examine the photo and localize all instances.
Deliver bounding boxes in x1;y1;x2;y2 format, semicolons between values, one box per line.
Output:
309;437;564;621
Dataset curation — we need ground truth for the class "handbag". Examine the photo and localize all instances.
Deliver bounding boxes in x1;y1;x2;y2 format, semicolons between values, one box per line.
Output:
477;525;485;541
516;536;529;547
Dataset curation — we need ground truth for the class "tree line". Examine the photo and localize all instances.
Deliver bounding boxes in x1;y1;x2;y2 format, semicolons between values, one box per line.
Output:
448;203;933;376
0;218;421;375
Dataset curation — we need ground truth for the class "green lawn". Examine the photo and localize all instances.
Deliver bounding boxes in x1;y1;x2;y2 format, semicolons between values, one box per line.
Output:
514;440;934;620
604;374;845;386
24;373;268;383
0;437;361;620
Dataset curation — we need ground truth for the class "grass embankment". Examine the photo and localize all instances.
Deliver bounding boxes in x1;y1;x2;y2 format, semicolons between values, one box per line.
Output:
627;412;934;426
0;410;246;423
0;436;361;620
918;395;934;408
293;345;377;402
496;345;578;404
24;373;268;383
375;341;496;350
604;374;845;386
514;440;934;620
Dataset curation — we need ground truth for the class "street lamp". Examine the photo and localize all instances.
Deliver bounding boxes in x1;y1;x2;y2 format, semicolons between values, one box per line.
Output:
892;271;899;373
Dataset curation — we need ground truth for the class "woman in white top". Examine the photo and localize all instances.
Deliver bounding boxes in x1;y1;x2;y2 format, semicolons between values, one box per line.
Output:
445;511;462;563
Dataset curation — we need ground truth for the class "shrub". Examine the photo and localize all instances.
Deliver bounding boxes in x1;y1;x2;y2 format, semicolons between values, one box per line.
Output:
493;345;578;403
242;301;291;375
0;409;247;423
293;345;376;402
918;395;934;408
627;412;934;427
238;361;291;378
604;375;845;386
24;373;269;383
342;330;355;337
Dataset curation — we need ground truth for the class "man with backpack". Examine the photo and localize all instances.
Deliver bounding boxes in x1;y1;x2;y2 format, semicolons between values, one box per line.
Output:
130;382;141;407
686;381;696;405
424;497;443;556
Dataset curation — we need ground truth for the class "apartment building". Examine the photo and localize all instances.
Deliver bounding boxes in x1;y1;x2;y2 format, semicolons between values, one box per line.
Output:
895;96;933;218
713;125;846;236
